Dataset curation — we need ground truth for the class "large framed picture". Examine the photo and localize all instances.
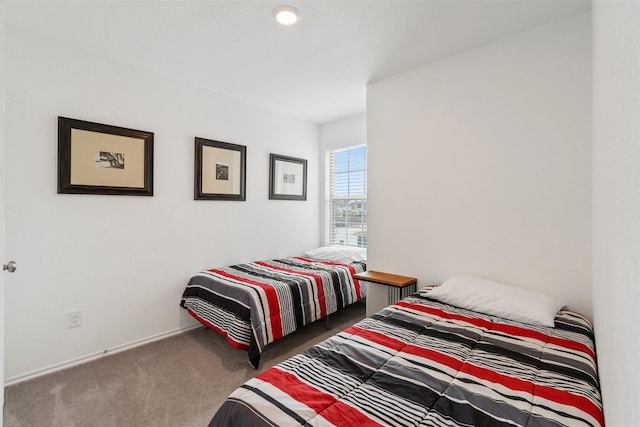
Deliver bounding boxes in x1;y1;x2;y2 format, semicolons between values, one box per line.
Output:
194;137;246;201
57;117;154;196
269;153;307;201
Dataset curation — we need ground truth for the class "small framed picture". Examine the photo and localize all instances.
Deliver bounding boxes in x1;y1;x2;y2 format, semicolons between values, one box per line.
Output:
194;137;246;201
269;153;307;201
57;117;154;196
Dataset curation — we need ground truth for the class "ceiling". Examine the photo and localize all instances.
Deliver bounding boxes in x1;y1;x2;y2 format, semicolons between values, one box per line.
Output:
6;0;590;125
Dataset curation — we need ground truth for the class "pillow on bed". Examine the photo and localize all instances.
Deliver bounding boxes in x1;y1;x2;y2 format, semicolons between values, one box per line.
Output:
304;245;366;264
427;275;565;327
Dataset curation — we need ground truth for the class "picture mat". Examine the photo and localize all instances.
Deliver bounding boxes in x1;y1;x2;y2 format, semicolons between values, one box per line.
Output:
274;159;304;195
70;129;145;188
202;145;241;195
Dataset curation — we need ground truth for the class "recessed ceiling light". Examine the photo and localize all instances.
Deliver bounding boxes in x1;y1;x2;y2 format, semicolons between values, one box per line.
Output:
272;5;300;26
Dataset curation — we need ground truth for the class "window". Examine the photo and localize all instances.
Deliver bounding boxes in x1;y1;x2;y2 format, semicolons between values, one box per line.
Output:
326;144;367;247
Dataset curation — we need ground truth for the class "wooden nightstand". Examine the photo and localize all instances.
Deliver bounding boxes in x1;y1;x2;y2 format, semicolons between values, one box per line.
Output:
354;270;418;306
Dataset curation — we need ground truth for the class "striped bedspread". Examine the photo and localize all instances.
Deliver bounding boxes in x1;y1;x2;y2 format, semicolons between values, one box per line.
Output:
210;288;603;427
180;257;366;368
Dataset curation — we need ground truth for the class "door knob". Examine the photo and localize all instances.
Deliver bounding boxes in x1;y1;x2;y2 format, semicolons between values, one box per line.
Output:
3;261;17;273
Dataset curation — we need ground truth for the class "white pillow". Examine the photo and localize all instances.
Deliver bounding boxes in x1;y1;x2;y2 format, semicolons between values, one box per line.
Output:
427;276;565;327
304;246;367;264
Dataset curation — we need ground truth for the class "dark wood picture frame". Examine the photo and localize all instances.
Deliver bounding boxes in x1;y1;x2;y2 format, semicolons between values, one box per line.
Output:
57;117;154;196
269;153;307;201
194;137;246;201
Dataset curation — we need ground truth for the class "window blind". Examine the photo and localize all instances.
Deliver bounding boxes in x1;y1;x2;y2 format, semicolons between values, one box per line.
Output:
326;144;367;247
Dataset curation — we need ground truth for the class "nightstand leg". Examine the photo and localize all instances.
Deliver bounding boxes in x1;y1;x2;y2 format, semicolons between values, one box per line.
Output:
389;286;402;305
401;283;416;299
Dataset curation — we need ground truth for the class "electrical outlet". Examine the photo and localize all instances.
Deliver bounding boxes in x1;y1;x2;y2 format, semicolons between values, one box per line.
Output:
67;311;82;328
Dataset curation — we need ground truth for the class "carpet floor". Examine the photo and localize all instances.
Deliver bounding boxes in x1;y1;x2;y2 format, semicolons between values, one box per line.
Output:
4;301;365;427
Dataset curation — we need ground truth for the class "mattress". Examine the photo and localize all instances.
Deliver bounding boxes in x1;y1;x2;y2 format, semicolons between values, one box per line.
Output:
180;257;366;368
209;288;603;426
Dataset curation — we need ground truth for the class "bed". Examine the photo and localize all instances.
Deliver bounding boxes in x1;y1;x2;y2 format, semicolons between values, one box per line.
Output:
209;277;604;427
180;247;367;368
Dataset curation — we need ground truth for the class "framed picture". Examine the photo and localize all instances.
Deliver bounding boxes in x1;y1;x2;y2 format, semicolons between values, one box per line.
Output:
269;153;307;201
58;117;154;196
194;137;246;201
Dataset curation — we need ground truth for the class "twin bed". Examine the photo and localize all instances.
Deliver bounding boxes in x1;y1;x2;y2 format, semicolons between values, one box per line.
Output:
181;253;604;427
180;247;367;368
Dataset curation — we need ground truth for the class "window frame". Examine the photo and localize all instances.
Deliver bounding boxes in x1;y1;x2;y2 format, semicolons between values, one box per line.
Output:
323;143;367;248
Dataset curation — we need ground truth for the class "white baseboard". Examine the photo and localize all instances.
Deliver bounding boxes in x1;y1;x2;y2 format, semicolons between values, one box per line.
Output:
4;324;202;387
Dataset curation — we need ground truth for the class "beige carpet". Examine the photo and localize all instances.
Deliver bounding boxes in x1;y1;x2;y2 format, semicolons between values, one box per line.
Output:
4;301;365;427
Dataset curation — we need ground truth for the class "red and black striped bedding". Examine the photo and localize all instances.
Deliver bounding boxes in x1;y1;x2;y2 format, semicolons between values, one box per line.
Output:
209;288;603;427
180;257;366;368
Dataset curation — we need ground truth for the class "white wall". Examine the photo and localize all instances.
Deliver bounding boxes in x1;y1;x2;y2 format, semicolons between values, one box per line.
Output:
320;114;366;149
318;114;366;245
366;12;592;317
3;30;319;382
592;1;640;424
